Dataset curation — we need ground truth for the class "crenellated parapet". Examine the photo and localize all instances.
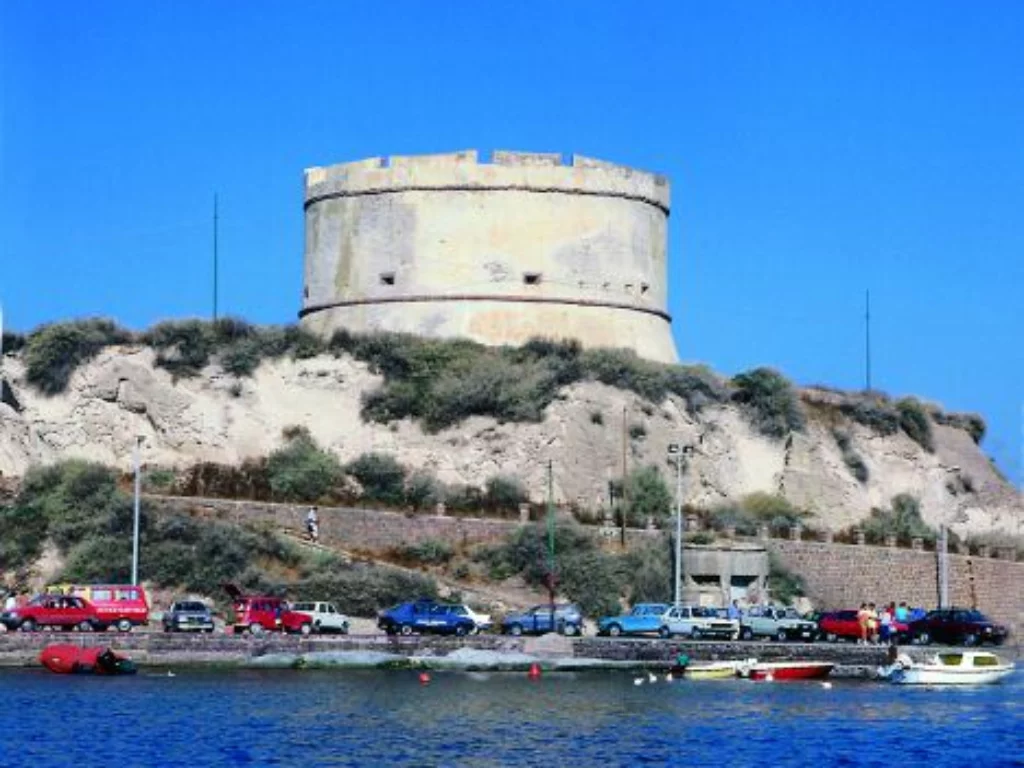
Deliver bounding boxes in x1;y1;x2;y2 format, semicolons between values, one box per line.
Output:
304;150;670;214
300;150;677;362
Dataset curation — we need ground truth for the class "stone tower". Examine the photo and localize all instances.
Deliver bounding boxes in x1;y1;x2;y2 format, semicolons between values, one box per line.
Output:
300;150;677;362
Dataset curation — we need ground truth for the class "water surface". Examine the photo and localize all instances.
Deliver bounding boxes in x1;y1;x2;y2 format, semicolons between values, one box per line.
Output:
2;666;1020;766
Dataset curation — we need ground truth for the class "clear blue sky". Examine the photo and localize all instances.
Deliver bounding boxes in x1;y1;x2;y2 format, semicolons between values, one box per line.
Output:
1;2;1021;482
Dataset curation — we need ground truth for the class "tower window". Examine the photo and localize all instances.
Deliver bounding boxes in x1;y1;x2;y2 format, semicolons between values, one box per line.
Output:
380;272;396;286
303;285;309;298
640;283;650;295
523;272;542;286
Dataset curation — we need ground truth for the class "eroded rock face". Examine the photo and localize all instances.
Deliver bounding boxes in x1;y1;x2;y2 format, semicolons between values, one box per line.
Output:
0;347;1018;536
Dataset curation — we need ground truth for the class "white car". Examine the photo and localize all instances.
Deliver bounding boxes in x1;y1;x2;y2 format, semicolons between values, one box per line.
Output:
660;605;740;640
449;604;492;633
290;601;350;634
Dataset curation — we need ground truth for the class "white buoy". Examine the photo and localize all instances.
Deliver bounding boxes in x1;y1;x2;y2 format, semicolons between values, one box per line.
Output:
633;678;644;686
765;672;775;682
167;671;176;677
648;672;657;684
821;682;832;689
665;673;673;683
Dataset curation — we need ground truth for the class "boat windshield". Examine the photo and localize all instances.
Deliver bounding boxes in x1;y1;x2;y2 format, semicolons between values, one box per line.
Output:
972;655;1000;667
937;653;964;666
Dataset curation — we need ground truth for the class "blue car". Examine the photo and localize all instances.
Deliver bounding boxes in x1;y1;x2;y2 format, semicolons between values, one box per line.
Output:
597;603;671;637
501;604;584;636
377;600;477;636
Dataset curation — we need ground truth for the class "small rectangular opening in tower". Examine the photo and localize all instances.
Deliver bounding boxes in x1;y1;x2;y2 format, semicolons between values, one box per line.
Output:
640;283;649;295
303;285;309;298
523;272;542;286
380;272;396;286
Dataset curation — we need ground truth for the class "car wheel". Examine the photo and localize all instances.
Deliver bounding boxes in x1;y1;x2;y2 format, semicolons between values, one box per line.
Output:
508;623;523;637
562;623;578;637
608;624;622;637
20;619;37;632
205;627;215;634
916;631;930;645
690;627;702;640
77;621;93;633
740;627;754;641
249;623;264;636
399;624;413;636
776;629;788;642
455;624;469;637
299;623;312;636
963;633;978;647
116;619;132;633
658;626;671;639
826;632;837;643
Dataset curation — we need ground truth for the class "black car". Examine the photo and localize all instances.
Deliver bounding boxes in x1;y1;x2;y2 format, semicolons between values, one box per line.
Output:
162;600;216;633
909;608;1008;646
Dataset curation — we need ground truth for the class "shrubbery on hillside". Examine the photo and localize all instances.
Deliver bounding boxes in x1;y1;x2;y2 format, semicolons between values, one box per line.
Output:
24;319;131;394
847;493;937;546
730;367;805;438
702;492;812;536
832;428;869;483
895;397;935;453
0;460;437;616
267;427;343;502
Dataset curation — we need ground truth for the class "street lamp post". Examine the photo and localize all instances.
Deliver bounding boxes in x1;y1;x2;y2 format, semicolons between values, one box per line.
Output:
131;436;143;586
667;443;693;609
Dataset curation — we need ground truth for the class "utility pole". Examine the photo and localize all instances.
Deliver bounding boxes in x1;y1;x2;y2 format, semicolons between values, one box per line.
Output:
621;404;628;547
131;436;142;586
864;289;872;392
669;444;682;608
547;459;556;630
213;194;219;322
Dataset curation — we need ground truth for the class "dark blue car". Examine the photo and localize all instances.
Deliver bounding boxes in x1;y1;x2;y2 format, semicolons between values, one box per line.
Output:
378;600;477;636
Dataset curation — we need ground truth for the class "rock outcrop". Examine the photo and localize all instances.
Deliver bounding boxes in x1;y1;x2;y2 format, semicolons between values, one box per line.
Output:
0;346;1018;536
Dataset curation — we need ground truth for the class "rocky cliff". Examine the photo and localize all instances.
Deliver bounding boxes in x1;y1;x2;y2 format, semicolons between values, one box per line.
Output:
0;344;1018;537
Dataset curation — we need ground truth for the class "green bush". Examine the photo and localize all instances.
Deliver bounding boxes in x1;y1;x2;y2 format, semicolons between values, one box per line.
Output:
345;453;407;506
589;410;604;425
622;537;673;604
629;423;647;440
484;475;529;512
405;471;443;512
176;459;273;500
267;432;342;502
704;492;810;535
930;411;986;444
442;483;485;514
767;552;805;604
838;397;900;436
896;398;934;452
730;367;805;438
143;319;217;378
393;539;454;566
623;465;672;527
832;429;869;483
292;561;438;617
24;319;132;393
857;493;936;545
2;330;26;355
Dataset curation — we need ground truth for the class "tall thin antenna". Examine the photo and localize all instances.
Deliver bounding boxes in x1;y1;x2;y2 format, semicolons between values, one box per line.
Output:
213;194;219;322
865;289;872;392
620;404;628;546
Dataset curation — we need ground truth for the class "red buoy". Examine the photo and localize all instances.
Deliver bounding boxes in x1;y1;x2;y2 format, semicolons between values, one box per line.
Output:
418;672;431;685
528;663;542;680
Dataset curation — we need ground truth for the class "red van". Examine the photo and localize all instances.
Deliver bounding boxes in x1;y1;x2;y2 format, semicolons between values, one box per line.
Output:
224;585;313;636
63;585;150;632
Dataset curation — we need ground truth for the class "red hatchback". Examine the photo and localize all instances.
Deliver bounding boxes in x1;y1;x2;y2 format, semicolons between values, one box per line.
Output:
224;585;313;636
819;609;909;643
0;595;105;632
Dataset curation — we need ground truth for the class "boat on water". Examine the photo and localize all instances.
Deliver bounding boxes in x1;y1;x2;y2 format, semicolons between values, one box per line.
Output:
883;651;1014;686
39;644;137;675
739;660;834;681
669;661;739;680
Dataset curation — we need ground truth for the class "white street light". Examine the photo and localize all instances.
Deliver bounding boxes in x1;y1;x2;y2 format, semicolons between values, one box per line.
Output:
667;443;694;608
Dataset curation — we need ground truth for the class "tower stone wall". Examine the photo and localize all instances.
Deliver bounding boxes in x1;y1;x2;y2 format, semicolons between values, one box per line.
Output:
300;150;678;362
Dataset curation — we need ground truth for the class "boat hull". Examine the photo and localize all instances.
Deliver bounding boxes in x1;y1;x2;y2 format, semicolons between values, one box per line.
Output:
891;666;1014;685
745;662;833;681
671;662;738;680
39;645;137;676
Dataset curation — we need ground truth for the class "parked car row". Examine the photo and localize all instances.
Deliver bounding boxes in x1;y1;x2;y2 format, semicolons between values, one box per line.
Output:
816;608;1007;647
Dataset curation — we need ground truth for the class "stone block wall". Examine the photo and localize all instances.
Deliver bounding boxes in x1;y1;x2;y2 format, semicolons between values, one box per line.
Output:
767;539;1024;633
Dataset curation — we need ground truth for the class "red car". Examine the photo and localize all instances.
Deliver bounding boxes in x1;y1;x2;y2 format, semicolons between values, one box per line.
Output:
224;585;313;636
0;594;105;632
818;610;909;643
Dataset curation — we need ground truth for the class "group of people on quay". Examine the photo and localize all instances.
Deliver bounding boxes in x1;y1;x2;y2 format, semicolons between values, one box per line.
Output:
856;602;924;644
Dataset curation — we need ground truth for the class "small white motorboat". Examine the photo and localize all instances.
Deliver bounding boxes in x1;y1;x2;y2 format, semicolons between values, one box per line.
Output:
884;650;1015;685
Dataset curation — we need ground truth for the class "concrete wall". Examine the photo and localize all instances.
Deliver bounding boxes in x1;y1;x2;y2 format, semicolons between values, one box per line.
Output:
300;151;677;362
767;539;1024;633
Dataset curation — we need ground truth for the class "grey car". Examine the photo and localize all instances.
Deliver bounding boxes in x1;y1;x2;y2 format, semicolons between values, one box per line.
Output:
162;600;216;633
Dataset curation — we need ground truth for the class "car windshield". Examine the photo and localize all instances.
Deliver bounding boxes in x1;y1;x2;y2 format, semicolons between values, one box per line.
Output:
960;611;987;622
292;603;313;611
176;602;206;611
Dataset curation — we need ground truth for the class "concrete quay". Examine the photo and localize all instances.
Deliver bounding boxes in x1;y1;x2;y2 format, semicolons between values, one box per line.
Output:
4;633;1009;678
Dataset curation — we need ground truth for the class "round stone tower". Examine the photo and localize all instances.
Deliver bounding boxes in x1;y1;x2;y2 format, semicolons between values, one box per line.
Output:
300;150;678;362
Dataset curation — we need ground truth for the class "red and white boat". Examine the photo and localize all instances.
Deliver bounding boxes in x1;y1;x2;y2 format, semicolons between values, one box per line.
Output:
739;660;833;681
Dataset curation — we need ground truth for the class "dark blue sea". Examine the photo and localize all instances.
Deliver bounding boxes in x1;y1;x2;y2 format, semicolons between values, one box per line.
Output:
1;666;1021;767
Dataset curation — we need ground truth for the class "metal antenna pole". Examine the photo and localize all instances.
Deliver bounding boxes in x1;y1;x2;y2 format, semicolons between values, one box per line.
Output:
865;289;872;391
213;194;219;322
131;436;142;586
